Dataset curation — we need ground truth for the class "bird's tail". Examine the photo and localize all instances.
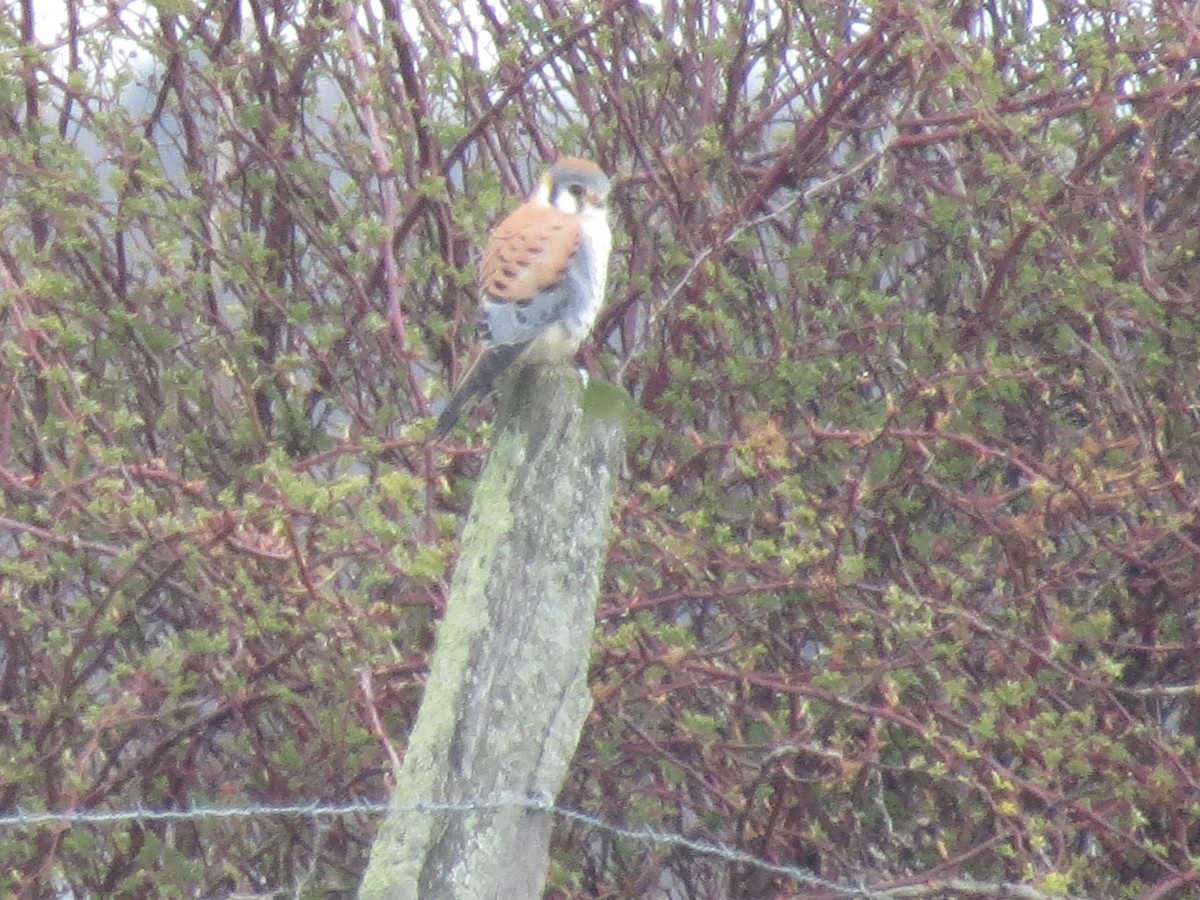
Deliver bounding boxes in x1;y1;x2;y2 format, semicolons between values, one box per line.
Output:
433;342;527;438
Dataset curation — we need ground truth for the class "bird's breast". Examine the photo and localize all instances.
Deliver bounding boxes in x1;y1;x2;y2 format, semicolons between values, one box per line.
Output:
574;212;611;324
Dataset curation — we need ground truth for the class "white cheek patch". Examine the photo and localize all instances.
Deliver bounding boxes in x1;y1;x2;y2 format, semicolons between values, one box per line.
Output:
552;191;580;215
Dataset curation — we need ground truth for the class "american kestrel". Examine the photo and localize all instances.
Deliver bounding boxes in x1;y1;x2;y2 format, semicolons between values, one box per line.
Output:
434;157;612;438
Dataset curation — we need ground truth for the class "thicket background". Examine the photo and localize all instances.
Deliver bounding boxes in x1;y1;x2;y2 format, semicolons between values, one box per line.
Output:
2;1;1199;897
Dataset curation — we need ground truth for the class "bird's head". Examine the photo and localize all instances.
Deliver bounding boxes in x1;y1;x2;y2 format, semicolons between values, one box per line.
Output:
535;157;611;216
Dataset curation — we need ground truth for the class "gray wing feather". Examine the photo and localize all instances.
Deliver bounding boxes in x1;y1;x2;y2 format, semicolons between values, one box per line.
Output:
481;242;599;348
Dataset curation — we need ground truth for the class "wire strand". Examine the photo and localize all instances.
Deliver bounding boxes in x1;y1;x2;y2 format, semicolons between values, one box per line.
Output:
0;797;1078;899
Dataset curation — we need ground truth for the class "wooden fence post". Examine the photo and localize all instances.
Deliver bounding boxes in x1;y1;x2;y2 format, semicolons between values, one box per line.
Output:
359;365;627;899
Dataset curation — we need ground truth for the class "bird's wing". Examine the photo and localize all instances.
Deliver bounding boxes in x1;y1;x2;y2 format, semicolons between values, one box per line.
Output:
434;203;582;438
477;202;582;347
480;201;581;301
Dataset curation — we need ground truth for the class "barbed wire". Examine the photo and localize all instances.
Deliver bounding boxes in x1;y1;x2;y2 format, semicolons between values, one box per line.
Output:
0;796;863;893
0;796;1077;899
0;799;390;829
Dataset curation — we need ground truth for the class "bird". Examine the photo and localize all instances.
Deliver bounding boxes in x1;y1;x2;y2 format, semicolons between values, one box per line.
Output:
434;156;612;438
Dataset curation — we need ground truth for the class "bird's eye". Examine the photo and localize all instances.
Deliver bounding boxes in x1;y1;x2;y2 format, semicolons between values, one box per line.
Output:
568;184;585;198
